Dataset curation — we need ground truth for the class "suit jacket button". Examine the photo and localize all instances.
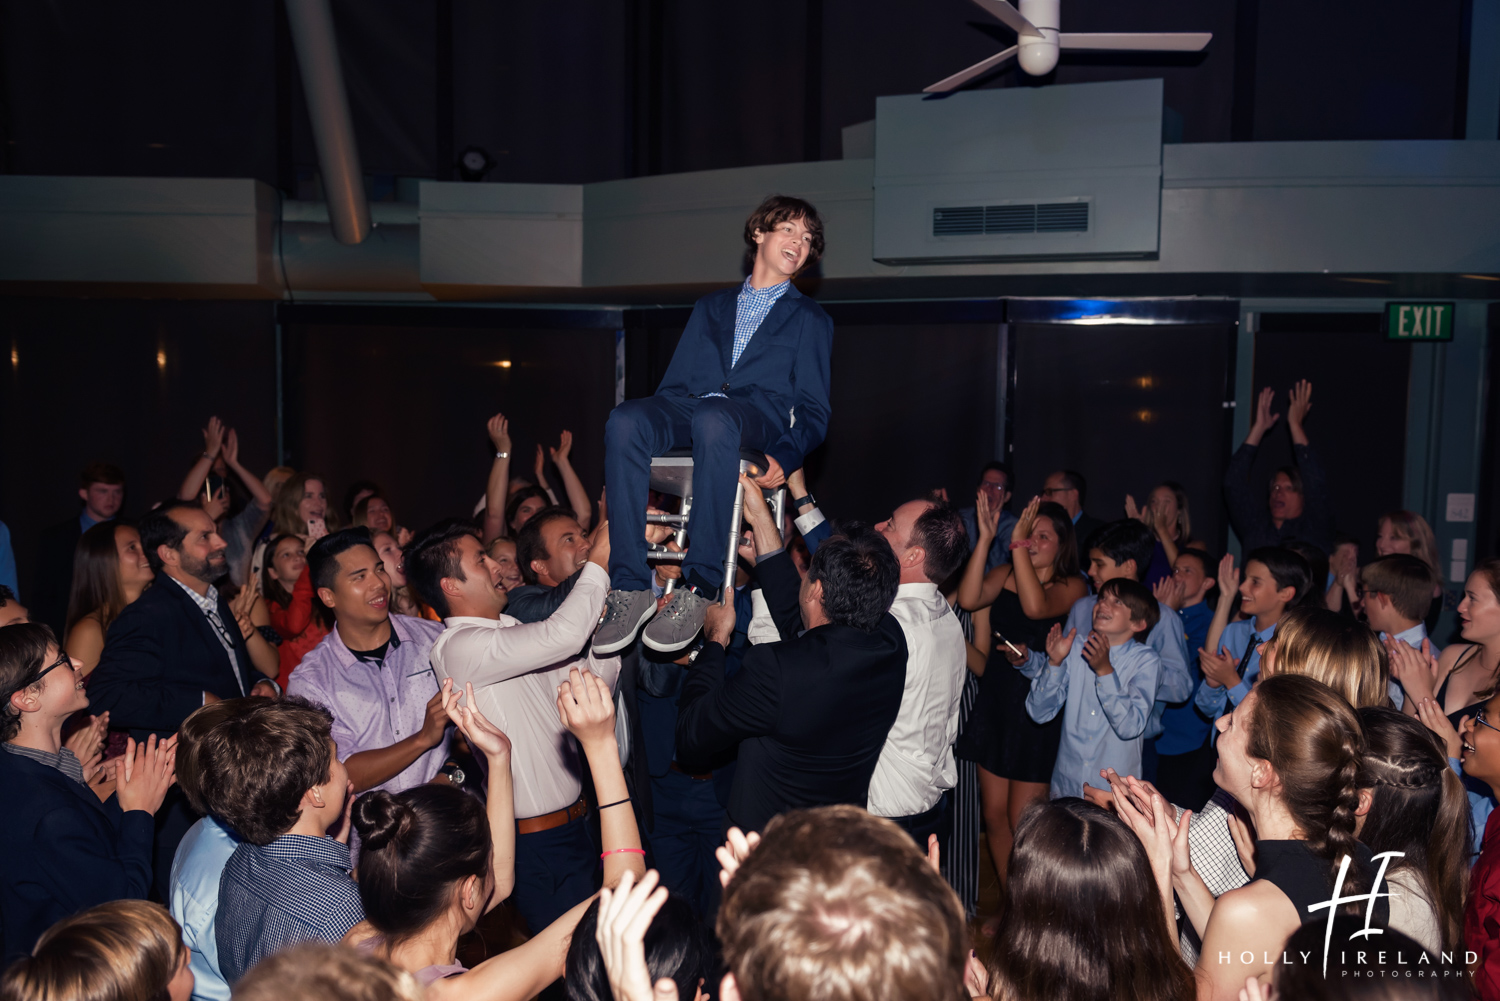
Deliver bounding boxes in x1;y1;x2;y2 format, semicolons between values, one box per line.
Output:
721;382;730;392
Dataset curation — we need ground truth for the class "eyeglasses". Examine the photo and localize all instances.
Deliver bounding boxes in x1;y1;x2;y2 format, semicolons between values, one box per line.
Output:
1269;482;1301;495
33;651;72;684
1040;486;1073;497
1476;710;1500;737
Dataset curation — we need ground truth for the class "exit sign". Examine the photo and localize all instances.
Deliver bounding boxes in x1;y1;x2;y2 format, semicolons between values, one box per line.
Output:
1386;302;1454;341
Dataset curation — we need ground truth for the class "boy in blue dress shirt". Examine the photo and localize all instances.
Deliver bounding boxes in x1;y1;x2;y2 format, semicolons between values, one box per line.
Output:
1361;553;1441;708
1151;548;1219;808
1012;577;1163;799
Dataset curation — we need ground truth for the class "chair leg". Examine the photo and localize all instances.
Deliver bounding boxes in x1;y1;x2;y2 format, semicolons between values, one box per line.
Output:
722;462;750;605
664;493;691;598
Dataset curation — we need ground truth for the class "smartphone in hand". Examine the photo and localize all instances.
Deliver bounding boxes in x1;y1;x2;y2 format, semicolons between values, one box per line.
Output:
306;517;328;542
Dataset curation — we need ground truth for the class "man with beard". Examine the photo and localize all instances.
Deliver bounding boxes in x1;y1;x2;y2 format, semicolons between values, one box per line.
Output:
90;501;274;898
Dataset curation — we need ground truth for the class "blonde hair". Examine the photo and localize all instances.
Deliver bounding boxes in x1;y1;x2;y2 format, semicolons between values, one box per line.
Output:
0;899;183;1001
1269;605;1390;708
272;472;339;538
232;942;422;1001
1379;511;1439;578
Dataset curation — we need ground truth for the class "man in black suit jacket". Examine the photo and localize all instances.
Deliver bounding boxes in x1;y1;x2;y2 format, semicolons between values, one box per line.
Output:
1043;468;1106;553
88;500;272;896
31;461;126;636
676;522;906;834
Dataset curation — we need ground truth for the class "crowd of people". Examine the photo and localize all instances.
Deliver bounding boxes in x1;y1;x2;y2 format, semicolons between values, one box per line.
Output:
1;197;1498;1001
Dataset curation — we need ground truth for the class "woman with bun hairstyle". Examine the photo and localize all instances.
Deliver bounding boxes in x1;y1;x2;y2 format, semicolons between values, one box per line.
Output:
0;898;193;1001
346;669;644;997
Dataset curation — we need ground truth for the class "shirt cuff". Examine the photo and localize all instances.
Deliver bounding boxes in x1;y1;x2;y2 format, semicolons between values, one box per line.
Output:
794;508;826;534
1226;678;1252;705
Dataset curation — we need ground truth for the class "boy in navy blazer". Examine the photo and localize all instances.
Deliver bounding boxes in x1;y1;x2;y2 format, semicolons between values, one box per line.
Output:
596;195;834;655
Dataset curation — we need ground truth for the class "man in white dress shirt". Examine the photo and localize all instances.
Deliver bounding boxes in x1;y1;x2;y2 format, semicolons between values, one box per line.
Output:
869;499;970;847
403;520;618;934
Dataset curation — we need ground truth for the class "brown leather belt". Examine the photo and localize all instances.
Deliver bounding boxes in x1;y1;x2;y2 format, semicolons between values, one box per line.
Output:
670;761;714;781
517;798;586;835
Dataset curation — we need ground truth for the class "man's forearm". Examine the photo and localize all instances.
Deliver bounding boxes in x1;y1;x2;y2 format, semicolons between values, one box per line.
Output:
345;736;439;793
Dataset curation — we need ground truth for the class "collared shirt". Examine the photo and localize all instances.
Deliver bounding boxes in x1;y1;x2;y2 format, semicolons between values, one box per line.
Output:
1;742;84;784
1179;790;1252;962
703;277;791;399
285;615;448;796
1382;622;1433;709
1193;618;1278;721
1023;635;1162;799
1156;601;1217;755
430;562;619;819
169;577;244;694
170;817;240;1001
867;583;968;819
215;835;363;984
1062;594;1194;707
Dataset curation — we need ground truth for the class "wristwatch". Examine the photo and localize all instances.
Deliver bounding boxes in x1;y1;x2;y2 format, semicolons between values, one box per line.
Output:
792;493;816;509
495;450;510;459
440;763;466;787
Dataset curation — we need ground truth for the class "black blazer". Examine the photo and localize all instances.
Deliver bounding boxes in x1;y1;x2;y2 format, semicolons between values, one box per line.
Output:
88;578;257;739
0;750;155;961
676;550;907;833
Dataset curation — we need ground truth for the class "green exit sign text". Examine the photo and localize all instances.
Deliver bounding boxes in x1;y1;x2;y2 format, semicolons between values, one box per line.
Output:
1386;302;1454;341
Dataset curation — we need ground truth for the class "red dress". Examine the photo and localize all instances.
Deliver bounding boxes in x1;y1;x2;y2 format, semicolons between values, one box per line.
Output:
267;566;330;690
1466;809;1500;998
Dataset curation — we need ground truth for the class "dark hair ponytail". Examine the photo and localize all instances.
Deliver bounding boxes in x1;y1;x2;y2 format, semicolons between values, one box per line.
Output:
1247;674;1365;894
353;785;490;943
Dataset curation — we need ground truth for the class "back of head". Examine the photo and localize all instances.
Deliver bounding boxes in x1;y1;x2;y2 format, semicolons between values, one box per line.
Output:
907;502;967;585
0;899;182;1001
807;526;900;631
1380;510;1440;576
0;622;57;741
1275;917;1467;1000
308;527;376;596
1034;501;1081;578
1093;519;1156;581
1245;674;1364;889
515;505;579;585
1355;706;1469;952
1360;554;1438;623
67;521;127;633
137;500;200;574
1246;546;1313;606
176;697;270;815
196;696;333;844
403;520;478;618
993;799;1194;1001
231;942;422;1001
566;893;707;1001
1097;577;1160;636
1282;540;1330;608
716;805;965;1001
1271;605;1389;708
352;785;490;944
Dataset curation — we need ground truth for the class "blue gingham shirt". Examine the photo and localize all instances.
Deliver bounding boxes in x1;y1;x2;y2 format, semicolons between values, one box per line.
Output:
215;834;363;984
704;277;790;398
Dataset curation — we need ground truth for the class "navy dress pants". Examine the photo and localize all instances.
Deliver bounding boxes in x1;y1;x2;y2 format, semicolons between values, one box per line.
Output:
604;395;780;592
511;815;597;934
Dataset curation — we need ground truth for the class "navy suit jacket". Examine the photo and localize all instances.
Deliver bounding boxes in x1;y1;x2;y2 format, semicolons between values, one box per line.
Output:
88;578;258;739
0;751;155;961
654;282;833;475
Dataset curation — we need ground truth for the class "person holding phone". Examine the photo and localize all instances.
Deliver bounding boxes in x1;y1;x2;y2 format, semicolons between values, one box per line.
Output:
270;472;336;546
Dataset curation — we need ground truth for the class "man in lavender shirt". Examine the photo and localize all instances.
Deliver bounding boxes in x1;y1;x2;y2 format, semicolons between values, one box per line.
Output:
286;529;452;797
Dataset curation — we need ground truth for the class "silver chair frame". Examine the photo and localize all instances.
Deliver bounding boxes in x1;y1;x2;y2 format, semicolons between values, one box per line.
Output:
646;454;787;601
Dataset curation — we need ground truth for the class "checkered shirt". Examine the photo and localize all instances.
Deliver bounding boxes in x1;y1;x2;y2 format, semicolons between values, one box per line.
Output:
704;277;790;399
1176;789;1251;963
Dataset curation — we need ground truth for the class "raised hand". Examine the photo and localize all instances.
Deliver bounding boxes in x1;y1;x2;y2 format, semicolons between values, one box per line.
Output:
1416;697;1462;758
419;686;452;751
703;600;736;646
1104;769;1189;891
715;826;762;888
1387;638;1439;703
202;416;226;459
1011;495;1041;546
1124;494;1144;522
596;870;678;1001
203;486;230;522
1199;645;1241;690
974;487;1002;542
1153;574;1185;612
533;444;550;490
65;712;110;783
1216;552;1240;601
738;472;775;529
1081;631;1113;676
1249;386;1280;439
222;428;241;469
751;454;785;490
440;678;511;762
116;734;177;815
1286;379;1313;429
229;585;258;640
1045;623;1076;666
487;413;512;453
557;668;616;748
551;429;574;464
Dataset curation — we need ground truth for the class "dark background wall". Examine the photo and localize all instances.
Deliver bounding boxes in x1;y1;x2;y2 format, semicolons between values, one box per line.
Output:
0;0;1476;190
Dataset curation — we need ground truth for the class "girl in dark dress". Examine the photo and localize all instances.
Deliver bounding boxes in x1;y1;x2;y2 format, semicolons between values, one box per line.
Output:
957;494;1087;892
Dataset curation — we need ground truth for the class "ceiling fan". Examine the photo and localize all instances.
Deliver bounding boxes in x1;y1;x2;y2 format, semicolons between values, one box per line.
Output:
925;0;1212;92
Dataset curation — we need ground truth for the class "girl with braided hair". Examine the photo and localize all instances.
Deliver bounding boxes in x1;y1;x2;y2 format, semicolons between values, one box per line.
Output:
1355;706;1470;955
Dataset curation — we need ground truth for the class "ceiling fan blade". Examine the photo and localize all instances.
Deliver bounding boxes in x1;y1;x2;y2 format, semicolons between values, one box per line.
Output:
923;45;1020;93
968;0;1044;39
1058;32;1212;51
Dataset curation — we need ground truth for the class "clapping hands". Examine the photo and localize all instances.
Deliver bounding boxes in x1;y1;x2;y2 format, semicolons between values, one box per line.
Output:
1044;623;1076;666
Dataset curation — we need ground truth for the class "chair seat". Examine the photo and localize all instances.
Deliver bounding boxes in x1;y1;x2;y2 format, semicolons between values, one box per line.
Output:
649;447;771;497
654;446;769;467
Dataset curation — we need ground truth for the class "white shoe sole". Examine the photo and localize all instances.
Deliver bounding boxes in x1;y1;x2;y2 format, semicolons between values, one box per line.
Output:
593;598;659;656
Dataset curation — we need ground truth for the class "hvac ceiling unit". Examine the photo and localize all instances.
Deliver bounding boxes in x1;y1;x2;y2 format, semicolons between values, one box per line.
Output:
873;78;1164;264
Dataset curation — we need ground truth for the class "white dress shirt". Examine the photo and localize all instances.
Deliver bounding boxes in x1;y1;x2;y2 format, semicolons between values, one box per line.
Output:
429;562;619;819
866;583;967;819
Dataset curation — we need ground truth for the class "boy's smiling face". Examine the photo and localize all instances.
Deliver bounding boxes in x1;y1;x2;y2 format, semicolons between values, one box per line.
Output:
1087;549;1134;591
1092;589;1146;642
1239;559;1294;619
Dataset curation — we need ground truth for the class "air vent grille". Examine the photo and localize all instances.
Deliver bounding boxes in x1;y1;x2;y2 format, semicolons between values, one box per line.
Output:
932;201;1089;237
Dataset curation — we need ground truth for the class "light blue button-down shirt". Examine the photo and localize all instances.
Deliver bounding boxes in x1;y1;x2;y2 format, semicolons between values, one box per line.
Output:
703;277;791;399
170;816;240;1001
1023;635;1162;799
1061;594;1192;740
1383;622;1433;709
1193;618;1278;721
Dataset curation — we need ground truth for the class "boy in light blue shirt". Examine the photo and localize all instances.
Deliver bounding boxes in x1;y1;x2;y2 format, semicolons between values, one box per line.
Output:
1016;577;1163;798
1194;547;1311;724
1361;554;1442;709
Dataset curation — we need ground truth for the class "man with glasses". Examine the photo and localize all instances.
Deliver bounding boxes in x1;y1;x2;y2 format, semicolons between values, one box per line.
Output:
1223;380;1335;552
1041;469;1105;551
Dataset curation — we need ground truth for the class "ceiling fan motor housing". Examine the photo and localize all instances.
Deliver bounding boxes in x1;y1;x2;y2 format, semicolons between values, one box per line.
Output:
1016;0;1060;75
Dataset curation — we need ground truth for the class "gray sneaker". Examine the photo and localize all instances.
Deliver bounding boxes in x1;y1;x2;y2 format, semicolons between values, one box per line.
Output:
642;587;715;653
594;589;658;656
